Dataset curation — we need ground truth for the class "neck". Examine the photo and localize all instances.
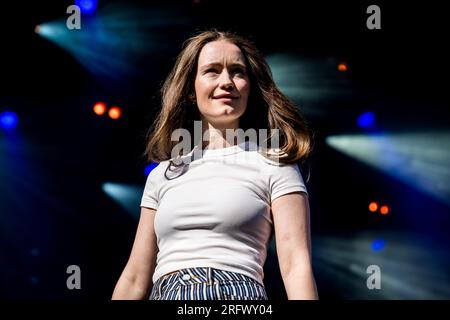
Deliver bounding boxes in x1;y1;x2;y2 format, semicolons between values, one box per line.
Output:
201;119;240;149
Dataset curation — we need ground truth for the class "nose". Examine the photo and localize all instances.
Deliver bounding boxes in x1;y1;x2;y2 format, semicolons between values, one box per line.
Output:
218;70;234;90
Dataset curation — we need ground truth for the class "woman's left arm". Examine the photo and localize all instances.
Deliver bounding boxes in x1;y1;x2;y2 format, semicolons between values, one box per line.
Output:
271;191;319;300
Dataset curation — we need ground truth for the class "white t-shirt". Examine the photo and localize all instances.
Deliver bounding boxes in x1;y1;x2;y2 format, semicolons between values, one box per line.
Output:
140;141;308;286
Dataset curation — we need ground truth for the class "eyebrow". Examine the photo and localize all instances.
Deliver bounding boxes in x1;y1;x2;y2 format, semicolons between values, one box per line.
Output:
199;62;247;71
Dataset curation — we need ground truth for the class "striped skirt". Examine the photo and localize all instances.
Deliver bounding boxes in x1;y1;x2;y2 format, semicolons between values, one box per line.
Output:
149;267;268;300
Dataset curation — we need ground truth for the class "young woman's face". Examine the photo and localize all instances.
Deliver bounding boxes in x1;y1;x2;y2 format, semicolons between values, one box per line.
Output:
194;40;250;128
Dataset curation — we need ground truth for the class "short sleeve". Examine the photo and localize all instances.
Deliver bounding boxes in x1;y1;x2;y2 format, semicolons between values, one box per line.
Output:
269;163;308;203
140;164;162;210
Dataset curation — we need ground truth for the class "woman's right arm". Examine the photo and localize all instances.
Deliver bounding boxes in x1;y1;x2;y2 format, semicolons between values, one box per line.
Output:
112;207;159;300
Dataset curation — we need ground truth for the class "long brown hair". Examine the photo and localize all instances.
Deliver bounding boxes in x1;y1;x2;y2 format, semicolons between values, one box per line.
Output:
144;29;312;165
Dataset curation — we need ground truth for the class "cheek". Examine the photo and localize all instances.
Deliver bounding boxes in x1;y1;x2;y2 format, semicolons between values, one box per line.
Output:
194;78;202;97
195;78;214;98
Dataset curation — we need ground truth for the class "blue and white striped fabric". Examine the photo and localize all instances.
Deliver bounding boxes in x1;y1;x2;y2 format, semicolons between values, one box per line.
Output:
149;267;268;300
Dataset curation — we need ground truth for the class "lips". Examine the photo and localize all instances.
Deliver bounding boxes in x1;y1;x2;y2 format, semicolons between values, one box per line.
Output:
213;94;238;99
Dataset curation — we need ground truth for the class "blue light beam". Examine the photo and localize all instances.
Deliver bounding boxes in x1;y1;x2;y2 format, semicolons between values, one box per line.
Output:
35;3;192;81
326;131;450;206
102;182;143;219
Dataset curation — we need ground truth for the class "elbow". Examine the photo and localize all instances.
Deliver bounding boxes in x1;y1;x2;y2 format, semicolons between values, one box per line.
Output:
280;258;313;280
278;248;313;279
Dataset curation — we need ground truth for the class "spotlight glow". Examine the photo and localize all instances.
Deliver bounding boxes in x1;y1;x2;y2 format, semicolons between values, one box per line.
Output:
35;4;192;80
380;205;390;215
357;111;376;129
267;54;353;116
371;239;385;251
369;202;378;212
93;102;107;115
34;24;64;37
316;232;450;298
0;111;19;130
102;182;142;219
108;106;122;120
326;132;450;206
75;0;98;14
338;63;348;72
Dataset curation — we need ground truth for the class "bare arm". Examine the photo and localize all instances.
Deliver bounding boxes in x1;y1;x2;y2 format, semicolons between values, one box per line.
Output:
271;192;318;300
112;207;159;300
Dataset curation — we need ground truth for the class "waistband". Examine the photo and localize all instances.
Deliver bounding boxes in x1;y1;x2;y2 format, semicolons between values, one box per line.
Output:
158;266;263;287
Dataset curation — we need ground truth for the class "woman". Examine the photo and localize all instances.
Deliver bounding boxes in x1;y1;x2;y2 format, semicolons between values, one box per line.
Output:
112;30;318;300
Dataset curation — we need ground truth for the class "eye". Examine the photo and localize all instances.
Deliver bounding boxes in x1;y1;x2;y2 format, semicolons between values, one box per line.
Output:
232;67;246;76
205;68;219;74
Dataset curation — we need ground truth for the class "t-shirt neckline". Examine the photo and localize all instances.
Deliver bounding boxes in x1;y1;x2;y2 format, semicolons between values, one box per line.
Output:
193;141;257;158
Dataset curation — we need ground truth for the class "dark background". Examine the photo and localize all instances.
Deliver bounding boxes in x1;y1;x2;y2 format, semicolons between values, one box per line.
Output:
1;0;449;299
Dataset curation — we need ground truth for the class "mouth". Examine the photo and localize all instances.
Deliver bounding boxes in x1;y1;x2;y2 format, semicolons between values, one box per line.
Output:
213;94;239;100
213;95;239;105
214;97;237;102
213;97;238;105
